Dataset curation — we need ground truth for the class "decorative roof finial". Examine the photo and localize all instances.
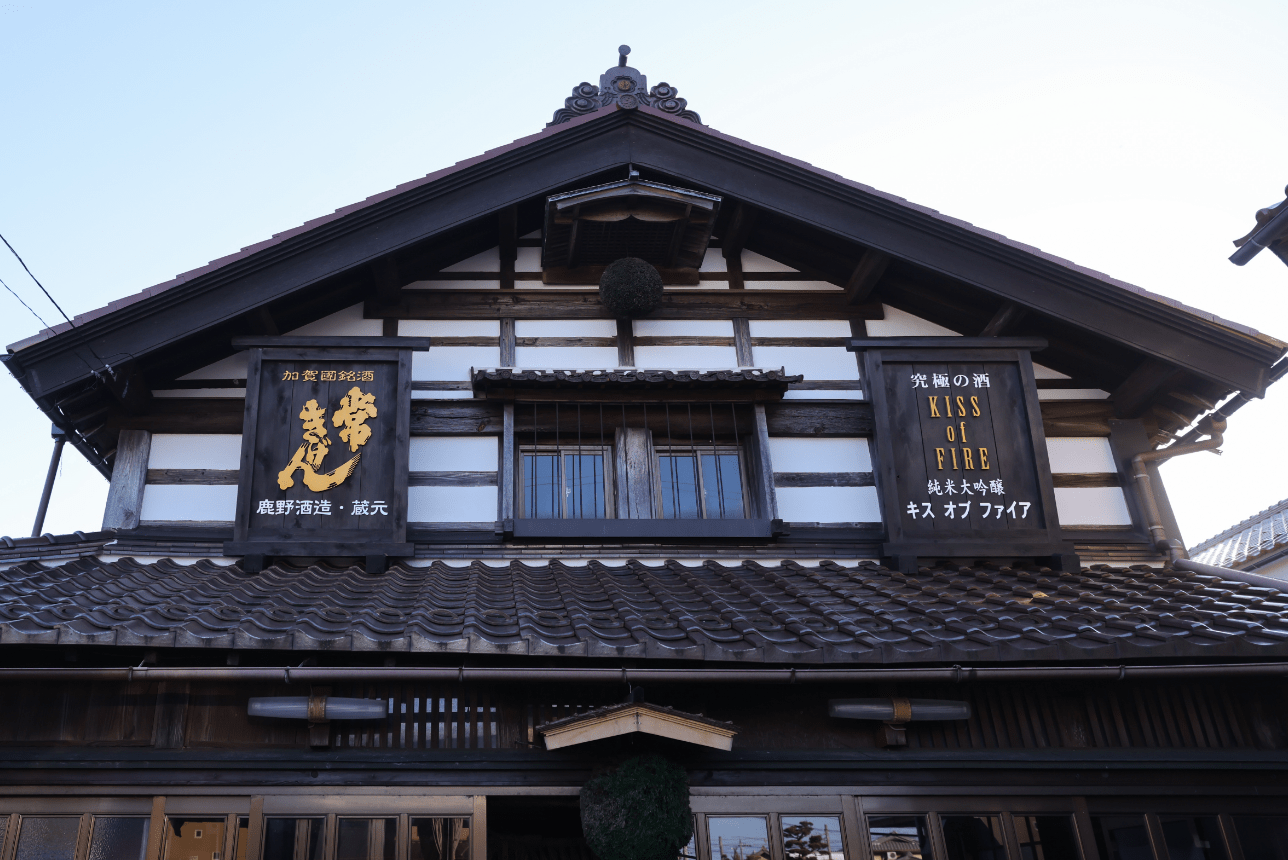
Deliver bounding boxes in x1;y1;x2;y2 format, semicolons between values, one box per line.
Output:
548;46;702;127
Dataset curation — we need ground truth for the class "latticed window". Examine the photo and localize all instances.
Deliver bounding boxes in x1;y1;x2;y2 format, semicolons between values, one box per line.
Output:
520;446;612;519
656;446;746;519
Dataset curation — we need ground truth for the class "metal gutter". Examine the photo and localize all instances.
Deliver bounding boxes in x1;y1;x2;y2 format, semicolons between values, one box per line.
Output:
1;662;1287;684
1132;416;1225;560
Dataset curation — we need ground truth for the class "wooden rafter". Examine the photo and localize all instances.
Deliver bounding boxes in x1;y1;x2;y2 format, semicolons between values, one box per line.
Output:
979;300;1028;336
843;249;891;305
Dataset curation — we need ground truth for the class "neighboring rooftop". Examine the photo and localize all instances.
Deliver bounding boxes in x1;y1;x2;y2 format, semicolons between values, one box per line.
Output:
1191;498;1288;571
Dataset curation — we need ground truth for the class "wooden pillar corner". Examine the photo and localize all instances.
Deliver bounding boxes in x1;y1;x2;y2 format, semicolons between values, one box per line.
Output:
102;429;151;530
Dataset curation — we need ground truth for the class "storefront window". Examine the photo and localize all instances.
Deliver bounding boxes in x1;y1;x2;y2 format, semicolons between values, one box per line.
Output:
410;818;470;860
336;818;396;860
1012;816;1078;860
1157;816;1227;860
16;817;81;860
1091;817;1151;860
163;818;227;860
939;817;1005;860
708;816;771;860
866;816;933;860
1232;817;1288;860
780;816;844;860
89;817;150;860
263;818;324;860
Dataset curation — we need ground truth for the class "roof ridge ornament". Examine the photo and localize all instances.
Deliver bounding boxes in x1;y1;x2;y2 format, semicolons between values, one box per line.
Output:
548;45;702;127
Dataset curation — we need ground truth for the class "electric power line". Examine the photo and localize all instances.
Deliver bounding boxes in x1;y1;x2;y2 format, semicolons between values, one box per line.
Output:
0;275;52;330
0;230;75;327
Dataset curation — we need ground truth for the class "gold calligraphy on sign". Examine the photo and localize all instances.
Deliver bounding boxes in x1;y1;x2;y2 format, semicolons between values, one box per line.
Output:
280;370;375;382
277;386;378;492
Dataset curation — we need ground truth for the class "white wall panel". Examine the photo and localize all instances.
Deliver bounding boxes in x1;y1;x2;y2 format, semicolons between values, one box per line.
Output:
1047;438;1117;473
769;438;872;473
285;304;382;337
1033;363;1071;380
399;320;499;337
1038;389;1110;400
866;305;960;337
409;486;498;523
412;390;474;399
633;319;733;336
699;248;728;272
515;347;620;368
414;346;501;380
154;388;247;399
405;279;500;290
776;487;882;523
633;345;738;368
782;390;864;400
409;436;498;471
516;319;618;337
745;281;842;291
753;346;860;380
149;434;243;470
140;485;237;522
749;320;852;337
741;250;797;272
179;352;247;380
1055;488;1133;526
515;247;542;272
443;248;499;271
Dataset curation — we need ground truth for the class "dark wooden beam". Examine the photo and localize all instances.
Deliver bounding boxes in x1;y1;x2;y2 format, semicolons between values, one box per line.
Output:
246;307;279;337
499;205;518;290
721;203;758;291
979;300;1028;336
371;257;403;307
1112;357;1184;418
842;250;891;305
616;319;635;367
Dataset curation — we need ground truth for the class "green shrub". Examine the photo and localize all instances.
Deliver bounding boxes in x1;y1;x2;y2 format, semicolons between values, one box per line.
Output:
581;755;693;860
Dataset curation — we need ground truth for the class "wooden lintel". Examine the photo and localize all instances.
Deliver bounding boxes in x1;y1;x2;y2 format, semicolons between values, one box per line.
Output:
843;249;891;305
373;290;883;321
979;300;1028;336
481;388;787;404
1112;357;1184;418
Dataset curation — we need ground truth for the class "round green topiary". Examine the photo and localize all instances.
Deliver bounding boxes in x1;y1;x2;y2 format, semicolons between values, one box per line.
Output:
599;257;664;318
581;755;693;860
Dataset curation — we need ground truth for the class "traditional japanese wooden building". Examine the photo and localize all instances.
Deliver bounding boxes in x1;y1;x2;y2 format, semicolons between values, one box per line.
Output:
3;47;1288;860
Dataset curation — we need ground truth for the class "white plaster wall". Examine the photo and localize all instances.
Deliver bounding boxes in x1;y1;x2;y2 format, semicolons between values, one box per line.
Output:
516;319;618;337
179;352;248;380
153;388;248;399
1038;389;1110;400
284;304;383;337
139;485;238;522
769;438;872;473
1054;488;1133;526
699;248;728;272
776;487;882;523
515;247;542;272
749;320;852;337
413;346;501;380
443;248;499;272
741;250;798;272
866;306;960;337
633;345;738;368
405;279;500;290
1046;438;1117;473
782;390;865;401
515;347;620;368
633;319;734;336
1033;363;1071;380
753;346;860;380
409;436;498;471
148;434;243;471
745;281;841;291
399;320;499;337
408;486;498;523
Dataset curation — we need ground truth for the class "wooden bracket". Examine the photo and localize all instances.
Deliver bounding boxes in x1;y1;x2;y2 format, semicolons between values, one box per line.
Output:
1112;357;1184;419
979;301;1028;337
843;250;890;305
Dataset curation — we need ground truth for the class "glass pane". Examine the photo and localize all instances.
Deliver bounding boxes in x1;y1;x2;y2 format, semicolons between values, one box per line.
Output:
940;817;1006;860
235;818;249;860
263;819;324;860
782;816;844;860
0;820;8;856
867;816;934;860
1092;817;1152;860
681;830;698;860
565;454;606;519
337;819;396;860
701;453;743;518
89;818;150;860
660;454;701;519
410;818;471;860
524;454;561;518
1158;816;1227;860
16;817;81;860
163;819;227;860
708;816;771;860
1014;816;1079;860
1233;817;1288;860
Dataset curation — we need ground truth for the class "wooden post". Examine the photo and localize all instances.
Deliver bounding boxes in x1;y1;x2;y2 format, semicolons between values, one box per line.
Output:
72;813;92;860
749;404;777;520
145;796;166;860
246;796;265;860
500;319;516;367
470;796;487;860
615;427;654;518
839;797;866;860
102;429;151;530
616;319;635;367
732;319;753;367
1071;797;1102;860
501;404;515;524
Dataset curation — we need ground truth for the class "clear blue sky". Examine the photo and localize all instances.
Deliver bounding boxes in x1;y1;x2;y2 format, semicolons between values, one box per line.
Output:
1;0;1285;547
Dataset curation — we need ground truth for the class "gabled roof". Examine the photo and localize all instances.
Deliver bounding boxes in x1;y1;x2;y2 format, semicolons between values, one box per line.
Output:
1191;498;1288;571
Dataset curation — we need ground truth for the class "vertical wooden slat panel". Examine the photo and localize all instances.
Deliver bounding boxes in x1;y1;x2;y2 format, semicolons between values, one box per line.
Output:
1178;685;1207;748
1085;691;1107;747
1108;689;1131;746
1131;686;1157;747
1201;684;1233;748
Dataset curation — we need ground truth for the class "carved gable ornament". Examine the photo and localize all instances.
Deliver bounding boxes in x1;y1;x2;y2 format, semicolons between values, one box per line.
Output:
548;45;701;126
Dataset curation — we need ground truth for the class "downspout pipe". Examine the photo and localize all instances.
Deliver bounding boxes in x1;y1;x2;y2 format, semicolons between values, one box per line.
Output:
1131;416;1225;561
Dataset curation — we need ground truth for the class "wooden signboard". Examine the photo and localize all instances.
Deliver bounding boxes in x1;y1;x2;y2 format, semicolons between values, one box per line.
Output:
850;337;1062;565
224;336;429;569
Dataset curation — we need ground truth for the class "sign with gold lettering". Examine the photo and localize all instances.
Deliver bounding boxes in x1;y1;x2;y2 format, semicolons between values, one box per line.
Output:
851;338;1062;562
225;336;429;569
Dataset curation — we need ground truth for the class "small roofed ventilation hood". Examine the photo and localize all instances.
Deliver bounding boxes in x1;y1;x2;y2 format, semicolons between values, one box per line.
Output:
542;179;721;283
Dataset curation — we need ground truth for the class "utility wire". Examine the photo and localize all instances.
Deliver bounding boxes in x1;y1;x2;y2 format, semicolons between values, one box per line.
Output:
0;275;52;330
0;231;75;327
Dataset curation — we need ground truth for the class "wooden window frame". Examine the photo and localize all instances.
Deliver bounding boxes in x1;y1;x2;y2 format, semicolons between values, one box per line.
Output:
517;445;615;520
653;445;750;520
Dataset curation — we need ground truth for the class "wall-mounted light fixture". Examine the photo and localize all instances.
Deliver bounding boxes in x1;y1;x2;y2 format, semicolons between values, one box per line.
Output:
829;697;970;747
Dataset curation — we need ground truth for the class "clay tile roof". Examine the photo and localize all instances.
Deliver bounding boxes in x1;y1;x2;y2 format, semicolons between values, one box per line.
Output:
1190;497;1288;571
1;555;1286;664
